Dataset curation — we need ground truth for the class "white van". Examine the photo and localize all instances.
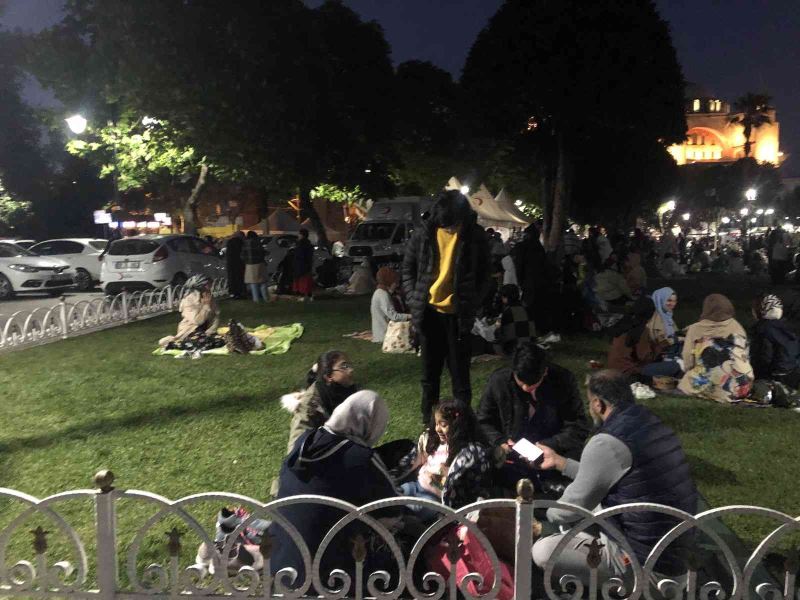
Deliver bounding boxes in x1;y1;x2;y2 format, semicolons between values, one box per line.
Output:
345;196;433;265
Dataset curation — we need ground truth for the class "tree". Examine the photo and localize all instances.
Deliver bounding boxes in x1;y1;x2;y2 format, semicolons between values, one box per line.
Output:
0;28;50;233
29;0;396;242
392;61;462;195
729;93;772;158
462;0;686;249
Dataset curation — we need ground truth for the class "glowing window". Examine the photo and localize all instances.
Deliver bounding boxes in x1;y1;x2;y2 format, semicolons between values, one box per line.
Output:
693;99;701;111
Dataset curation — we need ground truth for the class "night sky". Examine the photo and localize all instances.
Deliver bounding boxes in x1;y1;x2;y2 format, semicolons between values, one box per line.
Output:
2;0;798;175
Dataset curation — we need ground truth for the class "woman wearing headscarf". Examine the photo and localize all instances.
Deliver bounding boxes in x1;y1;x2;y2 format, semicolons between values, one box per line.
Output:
678;294;754;403
606;296;680;379
370;267;411;343
750;294;800;386
647;287;679;348
269;391;402;592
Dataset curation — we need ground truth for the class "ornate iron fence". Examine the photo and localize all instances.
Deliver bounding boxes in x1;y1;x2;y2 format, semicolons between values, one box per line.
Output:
0;471;796;599
0;279;228;352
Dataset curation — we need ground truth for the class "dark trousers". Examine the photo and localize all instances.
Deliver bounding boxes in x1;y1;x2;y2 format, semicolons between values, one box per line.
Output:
419;307;472;422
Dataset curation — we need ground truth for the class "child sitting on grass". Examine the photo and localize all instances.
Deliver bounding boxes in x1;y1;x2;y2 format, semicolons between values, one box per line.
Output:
396;400;492;520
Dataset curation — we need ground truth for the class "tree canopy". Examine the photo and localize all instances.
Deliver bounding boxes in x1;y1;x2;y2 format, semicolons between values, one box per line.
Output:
29;0;396;240
462;0;686;247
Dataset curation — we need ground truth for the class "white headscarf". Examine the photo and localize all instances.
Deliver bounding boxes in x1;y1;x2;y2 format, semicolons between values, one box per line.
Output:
324;390;389;447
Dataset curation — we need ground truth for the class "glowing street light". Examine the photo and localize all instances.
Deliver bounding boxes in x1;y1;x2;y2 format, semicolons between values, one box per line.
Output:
460;185;470;195
756;208;764;215
750;217;757;223
765;208;775;215
740;208;749;216
65;114;87;134
681;212;690;221
665;200;676;211
721;216;731;224
745;188;757;202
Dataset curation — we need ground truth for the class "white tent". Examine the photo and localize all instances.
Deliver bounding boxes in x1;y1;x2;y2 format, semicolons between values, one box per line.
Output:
445;177;530;235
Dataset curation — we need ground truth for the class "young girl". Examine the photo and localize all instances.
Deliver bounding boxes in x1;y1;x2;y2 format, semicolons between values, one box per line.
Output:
397;400;492;517
280;350;358;454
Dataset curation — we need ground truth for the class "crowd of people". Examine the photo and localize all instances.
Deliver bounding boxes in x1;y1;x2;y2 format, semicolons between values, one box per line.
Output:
190;190;800;594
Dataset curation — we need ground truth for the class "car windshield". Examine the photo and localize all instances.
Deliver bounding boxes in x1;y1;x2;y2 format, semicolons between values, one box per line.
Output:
350;223;396;241
0;243;36;257
107;239;161;256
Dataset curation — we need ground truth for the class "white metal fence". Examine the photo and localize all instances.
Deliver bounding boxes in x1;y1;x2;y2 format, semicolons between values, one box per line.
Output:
0;472;796;599
0;279;228;352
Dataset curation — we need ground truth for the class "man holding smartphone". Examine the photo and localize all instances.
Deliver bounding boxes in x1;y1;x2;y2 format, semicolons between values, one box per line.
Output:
476;342;591;494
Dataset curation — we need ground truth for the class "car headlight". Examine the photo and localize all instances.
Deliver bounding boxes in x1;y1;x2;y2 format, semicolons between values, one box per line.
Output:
8;264;39;273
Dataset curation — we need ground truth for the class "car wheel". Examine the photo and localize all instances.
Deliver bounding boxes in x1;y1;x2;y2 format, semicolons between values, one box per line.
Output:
0;274;14;300
171;272;187;287
74;268;94;291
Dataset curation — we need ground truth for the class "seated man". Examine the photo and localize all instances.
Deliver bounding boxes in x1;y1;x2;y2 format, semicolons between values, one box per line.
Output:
533;370;698;589
494;284;536;356
476;342;590;493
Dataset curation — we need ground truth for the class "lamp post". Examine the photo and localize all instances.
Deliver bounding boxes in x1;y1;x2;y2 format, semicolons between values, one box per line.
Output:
745;188;757;202
65;114;87;134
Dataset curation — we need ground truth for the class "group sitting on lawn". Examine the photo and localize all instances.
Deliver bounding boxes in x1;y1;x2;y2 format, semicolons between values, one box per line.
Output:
257;363;698;594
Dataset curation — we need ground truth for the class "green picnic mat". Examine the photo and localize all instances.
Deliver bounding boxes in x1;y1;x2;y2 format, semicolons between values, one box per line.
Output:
153;323;304;356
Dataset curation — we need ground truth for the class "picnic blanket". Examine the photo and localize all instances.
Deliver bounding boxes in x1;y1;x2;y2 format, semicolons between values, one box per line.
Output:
153;323;304;357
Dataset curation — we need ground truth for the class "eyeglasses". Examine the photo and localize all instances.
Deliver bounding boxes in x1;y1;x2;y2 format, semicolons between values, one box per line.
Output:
333;363;354;372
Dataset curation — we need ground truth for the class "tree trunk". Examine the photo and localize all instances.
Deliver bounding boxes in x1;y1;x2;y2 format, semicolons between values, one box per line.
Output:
546;132;569;252
298;186;330;250
181;163;209;236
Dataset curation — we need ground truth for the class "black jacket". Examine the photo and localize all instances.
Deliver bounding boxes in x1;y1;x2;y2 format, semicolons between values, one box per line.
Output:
240;237;265;265
476;366;590;459
401;213;490;333
269;428;399;586
750;318;800;379
293;237;314;275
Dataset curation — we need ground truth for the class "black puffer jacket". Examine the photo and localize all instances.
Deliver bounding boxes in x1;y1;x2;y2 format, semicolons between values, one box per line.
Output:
401;212;490;333
750;318;800;379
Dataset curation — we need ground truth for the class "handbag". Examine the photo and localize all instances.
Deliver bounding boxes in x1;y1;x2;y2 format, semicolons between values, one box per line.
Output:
382;320;414;354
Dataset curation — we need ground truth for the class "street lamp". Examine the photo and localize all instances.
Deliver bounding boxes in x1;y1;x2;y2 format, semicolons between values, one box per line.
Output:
750;217;757;223
681;212;690;221
460;185;470;195
756;209;764;215
65;114;87;134
745;188;757;202
765;208;775;215
721;216;731;224
740;208;749;216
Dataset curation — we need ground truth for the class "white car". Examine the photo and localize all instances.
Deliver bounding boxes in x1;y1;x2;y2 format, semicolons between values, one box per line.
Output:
29;238;108;291
100;234;225;294
0;238;37;250
0;242;74;300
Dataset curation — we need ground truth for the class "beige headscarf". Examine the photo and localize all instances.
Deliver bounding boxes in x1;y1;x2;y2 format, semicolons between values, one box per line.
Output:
324;390;389;447
700;294;735;322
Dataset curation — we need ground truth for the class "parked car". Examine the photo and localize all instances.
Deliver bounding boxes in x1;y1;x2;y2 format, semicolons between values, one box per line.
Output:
261;234;332;282
29;238;108;291
100;234;225;295
0;242;73;300
0;238;37;250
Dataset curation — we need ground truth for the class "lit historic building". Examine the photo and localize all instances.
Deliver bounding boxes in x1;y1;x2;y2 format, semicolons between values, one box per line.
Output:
668;83;783;166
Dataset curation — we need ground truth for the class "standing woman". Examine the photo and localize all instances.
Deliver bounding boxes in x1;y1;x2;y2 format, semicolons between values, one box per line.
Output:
242;231;269;303
292;228;315;301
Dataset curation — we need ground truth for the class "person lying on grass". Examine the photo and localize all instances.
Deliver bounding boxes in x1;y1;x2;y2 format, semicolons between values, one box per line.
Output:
393;399;492;521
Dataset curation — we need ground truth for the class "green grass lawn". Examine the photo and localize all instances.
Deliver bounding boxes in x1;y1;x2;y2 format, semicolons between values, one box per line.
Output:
0;275;799;575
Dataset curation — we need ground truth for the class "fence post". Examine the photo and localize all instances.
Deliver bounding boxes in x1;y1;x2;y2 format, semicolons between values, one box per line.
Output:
121;291;129;324
166;285;174;310
94;470;118;600
514;479;535;599
59;297;68;340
